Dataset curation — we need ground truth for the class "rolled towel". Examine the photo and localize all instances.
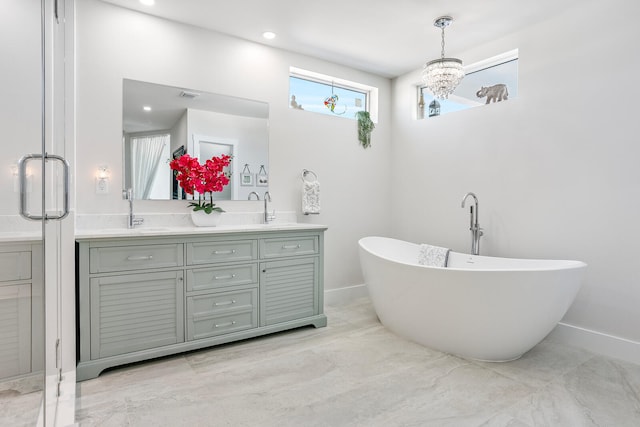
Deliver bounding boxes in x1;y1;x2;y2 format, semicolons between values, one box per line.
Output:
302;179;320;214
417;244;450;267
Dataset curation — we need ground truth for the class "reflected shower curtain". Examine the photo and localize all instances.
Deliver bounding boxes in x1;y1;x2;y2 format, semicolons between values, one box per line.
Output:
131;134;169;199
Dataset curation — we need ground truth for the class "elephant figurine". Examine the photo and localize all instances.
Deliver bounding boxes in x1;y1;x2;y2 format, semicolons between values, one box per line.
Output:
476;84;509;104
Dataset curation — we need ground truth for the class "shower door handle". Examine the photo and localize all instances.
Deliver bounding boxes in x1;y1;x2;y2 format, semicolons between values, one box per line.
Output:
18;153;70;221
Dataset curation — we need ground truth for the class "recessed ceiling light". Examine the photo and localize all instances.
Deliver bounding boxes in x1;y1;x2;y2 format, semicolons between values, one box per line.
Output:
140;0;155;6
143;106;152;112
262;31;276;40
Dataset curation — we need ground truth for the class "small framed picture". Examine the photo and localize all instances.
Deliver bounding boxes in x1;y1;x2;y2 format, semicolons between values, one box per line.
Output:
256;174;268;186
240;173;254;186
256;165;268;187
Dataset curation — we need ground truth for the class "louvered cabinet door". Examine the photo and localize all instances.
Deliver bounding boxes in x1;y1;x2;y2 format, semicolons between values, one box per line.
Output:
89;271;185;359
0;283;31;378
260;257;319;326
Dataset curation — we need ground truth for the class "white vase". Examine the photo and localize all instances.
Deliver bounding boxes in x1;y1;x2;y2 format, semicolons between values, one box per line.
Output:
190;210;222;227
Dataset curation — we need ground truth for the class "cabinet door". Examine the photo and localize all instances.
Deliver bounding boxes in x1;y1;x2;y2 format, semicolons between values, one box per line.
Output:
0;251;31;282
260;257;319;326
0;284;31;379
90;271;184;359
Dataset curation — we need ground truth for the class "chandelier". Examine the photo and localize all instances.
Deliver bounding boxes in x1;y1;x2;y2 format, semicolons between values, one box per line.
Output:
422;16;465;100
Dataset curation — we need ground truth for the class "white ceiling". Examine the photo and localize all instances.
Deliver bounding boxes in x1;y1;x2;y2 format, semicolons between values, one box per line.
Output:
100;0;582;78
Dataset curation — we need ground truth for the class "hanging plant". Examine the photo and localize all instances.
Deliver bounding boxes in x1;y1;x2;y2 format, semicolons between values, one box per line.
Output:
355;111;375;149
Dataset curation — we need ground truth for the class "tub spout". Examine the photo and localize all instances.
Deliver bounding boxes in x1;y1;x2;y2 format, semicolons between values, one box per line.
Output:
461;192;483;255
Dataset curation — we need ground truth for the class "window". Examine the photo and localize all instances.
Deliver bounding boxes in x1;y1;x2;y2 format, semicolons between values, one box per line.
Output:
418;49;518;119
289;67;378;122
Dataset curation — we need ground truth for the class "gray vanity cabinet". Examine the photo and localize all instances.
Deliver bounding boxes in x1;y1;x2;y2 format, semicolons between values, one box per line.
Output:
0;242;43;381
90;271;185;359
259;234;321;326
76;228;326;381
185;238;259;341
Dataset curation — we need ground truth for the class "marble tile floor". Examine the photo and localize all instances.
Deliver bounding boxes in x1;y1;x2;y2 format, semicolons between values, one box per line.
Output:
70;297;640;426
0;375;43;427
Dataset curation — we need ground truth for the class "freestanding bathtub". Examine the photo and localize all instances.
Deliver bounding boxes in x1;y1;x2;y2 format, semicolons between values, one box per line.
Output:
358;236;587;361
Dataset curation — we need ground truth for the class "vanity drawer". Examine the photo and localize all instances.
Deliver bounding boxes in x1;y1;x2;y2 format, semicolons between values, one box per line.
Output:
187;288;257;318
260;236;319;259
187;240;257;265
187;264;258;292
0;251;31;282
89;244;183;274
187;308;257;341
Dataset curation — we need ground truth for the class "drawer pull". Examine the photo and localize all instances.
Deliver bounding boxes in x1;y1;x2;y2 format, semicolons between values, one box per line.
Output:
215;320;236;328
214;274;236;280
282;244;301;249
214;299;236;307
213;249;236;255
126;255;153;261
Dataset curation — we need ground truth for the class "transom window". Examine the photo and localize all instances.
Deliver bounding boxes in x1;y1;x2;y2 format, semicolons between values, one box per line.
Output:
417;49;518;119
289;67;378;122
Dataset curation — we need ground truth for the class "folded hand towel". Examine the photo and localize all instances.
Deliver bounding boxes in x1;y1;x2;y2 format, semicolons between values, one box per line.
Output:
417;244;450;267
302;180;320;214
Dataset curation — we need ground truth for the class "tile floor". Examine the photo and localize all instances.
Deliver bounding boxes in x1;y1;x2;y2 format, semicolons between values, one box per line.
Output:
5;297;639;426
0;374;42;427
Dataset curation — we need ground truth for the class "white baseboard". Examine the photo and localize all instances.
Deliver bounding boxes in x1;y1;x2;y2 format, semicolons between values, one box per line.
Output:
549;322;640;366
324;284;368;306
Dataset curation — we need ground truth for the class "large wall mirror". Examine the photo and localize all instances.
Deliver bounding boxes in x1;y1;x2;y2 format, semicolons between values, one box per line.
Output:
123;79;269;200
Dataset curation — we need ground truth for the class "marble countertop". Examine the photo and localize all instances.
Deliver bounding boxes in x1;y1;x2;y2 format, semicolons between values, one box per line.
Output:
0;213;326;243
74;222;328;240
0;232;42;243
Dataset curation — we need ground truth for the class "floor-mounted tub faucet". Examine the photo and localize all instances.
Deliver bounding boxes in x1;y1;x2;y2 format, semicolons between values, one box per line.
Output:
461;192;483;255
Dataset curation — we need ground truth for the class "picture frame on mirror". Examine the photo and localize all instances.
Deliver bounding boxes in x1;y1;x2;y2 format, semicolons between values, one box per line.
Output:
240;164;254;186
241;173;254;186
256;165;268;186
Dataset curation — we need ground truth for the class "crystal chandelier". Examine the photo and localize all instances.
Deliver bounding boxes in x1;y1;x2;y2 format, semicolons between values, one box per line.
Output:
422;16;465;100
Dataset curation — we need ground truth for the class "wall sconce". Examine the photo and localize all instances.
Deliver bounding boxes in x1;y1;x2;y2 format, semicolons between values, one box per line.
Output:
95;165;110;194
12;162;33;193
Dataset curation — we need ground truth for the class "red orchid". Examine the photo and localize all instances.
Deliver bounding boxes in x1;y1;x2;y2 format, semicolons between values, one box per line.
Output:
169;154;232;214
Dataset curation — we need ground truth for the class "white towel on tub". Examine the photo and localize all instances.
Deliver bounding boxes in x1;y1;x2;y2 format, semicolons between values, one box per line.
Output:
417;244;450;267
302;180;320;214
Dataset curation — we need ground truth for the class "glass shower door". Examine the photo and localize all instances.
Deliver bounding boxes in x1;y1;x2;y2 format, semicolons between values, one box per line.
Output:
1;1;74;425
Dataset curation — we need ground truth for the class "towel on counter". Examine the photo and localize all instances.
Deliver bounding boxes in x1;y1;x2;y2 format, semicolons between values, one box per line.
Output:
417;244;450;267
302;179;321;214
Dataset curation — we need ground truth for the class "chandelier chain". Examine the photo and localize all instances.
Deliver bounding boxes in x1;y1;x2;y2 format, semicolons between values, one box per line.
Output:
441;26;445;59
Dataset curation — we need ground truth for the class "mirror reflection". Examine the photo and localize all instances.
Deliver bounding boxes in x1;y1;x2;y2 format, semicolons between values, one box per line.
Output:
123;79;269;200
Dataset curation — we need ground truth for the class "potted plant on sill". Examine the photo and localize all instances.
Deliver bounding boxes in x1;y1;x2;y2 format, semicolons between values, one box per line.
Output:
169;153;232;226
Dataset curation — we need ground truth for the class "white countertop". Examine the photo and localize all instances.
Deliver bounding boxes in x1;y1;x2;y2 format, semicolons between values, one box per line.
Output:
0;231;42;243
74;222;328;240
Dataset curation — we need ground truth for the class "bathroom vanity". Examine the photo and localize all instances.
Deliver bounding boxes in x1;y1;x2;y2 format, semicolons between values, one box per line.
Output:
75;224;327;380
0;239;43;381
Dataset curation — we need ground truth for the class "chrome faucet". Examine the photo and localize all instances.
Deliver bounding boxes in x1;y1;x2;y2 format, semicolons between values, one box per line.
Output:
263;191;276;223
124;188;144;229
461;192;483;255
248;191;260;201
